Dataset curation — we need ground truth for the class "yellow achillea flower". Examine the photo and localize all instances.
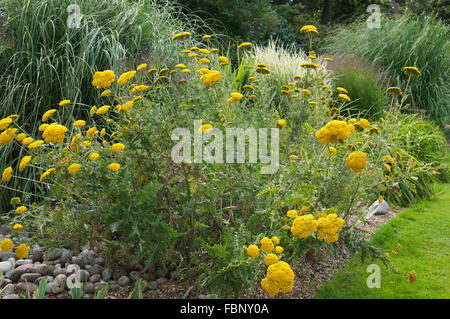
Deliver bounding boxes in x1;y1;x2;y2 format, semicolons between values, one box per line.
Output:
39;168;55;182
111;143;125;152
392;250;397;255
0;128;17;145
275;246;283;254
271;236;280;245
300;62;318;69
15;243;30;259
131;85;150;93
96;105;111;115
324;57;333;62
42;109;57;122
90;153;100;161
256;67;271;75
403;67;421;77
121;101;133;111
243;85;254;91
190;47;200;52
302;89;312;95
19;156;32;172
200;70;221;85
356;118;370;129
202;34;212;40
346;151;368;173
136;63;147;71
198;58;210;65
148;68;157;74
101;89;111;97
0;117;13;130
300;25;318;35
171;31;191;40
38;124;49;132
182;49;191;54
2;166;13;182
13;224;23;230
199;49;210;54
73;120;86;128
59;100;70;107
188;53;199;58
336;87;348;94
16;206;27;214
300;206;310;213
384;163;391;173
15;133;26;142
1;238;13;252
68;163;81;175
175;64;186;69
86;127;96;138
10;197;21;205
92;70;115;88
261;261;294;296
277;119;286;129
219;56;229;65
159;68;169;75
82;141;91;147
42;124;68;144
397;243;402;250
264;253;279;265
227;92;243;103
286;210;298;219
316;214;345;243
117;71;136;86
108;163;121;172
198;124;213;134
99;128;106;138
89;106;97;117
182;69;191;73
385;155;395;164
28;140;44;149
210;48;219;53
387;87;402;96
315;120;350;144
21;137;34;145
246;245;259;258
237;42;253;49
338;94;351;102
261;237;274;252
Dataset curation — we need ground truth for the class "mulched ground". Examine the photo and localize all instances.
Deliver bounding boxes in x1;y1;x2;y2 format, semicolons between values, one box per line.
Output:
102;206;403;299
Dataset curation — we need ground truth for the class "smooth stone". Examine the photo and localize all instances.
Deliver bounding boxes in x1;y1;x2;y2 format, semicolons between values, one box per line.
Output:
31;248;43;262
3;294;19;299
147;281;158;290
156;277;167;285
78;270;90;282
46;282;54;294
3;283;15;295
89;274;101;283
101;268;112;281
84;264;92;271
1;251;15;262
46;264;55;276
88;264;102;276
47;248;62;261
20;273;42;282
16;282;38;293
9;263;34;282
109;283;120;291
53;267;65;277
375;200;390;215
93;257;104;266
117;276;130;286
35;276;53;285
52;274;67;294
0;258;15;272
32;264;49;275
82;293;93;299
83;282;94;294
16;259;33;266
71;256;84;268
170;271;178;281
1;278;12;288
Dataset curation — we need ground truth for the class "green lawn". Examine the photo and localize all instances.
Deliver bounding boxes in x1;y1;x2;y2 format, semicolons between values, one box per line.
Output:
315;182;450;299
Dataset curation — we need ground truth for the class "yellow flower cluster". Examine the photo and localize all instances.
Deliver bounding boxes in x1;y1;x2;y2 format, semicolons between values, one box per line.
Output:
117;71;136;86
200;70;221;86
316;213;345;243
315;120;350;144
290;214;317;239
92;70;115;88
345;151;368;173
42;123;68;144
261;261;295;296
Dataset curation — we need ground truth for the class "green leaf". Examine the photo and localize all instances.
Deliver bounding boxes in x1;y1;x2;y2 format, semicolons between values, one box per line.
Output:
34;279;47;299
70;284;84;299
95;283;109;299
